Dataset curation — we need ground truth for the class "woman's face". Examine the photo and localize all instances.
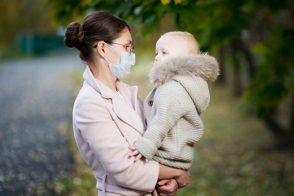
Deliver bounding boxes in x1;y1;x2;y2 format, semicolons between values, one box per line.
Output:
104;29;133;64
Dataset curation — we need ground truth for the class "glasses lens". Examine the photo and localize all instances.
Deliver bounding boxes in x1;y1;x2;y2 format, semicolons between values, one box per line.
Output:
131;44;134;55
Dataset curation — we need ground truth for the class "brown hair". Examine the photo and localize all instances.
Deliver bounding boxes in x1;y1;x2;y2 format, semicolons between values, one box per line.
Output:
64;11;130;62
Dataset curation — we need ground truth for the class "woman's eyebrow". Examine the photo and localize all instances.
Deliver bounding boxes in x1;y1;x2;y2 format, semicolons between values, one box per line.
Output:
125;39;132;44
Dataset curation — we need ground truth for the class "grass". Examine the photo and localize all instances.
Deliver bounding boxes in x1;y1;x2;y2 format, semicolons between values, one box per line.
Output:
56;54;294;196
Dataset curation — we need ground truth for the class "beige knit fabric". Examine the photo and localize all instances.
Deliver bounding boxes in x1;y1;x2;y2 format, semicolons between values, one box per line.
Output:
134;54;219;169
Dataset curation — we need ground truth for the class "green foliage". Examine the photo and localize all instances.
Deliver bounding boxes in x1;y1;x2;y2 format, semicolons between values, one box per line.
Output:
243;25;294;118
48;0;249;49
246;0;292;13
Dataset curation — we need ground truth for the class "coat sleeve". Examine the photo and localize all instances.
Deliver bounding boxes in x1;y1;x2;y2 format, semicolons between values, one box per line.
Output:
134;83;188;160
74;93;159;192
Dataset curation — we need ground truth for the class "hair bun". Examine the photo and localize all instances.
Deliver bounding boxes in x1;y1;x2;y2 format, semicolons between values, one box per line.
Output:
64;22;84;50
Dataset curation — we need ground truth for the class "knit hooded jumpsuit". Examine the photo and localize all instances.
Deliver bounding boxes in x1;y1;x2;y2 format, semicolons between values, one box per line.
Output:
134;53;219;169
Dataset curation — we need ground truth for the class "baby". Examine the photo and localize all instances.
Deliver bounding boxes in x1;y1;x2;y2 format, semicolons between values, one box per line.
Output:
129;31;219;170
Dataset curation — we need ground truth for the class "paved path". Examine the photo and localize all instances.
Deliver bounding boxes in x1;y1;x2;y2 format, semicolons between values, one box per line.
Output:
0;51;84;195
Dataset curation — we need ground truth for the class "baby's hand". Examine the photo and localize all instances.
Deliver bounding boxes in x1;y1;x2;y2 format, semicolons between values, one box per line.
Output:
128;146;149;163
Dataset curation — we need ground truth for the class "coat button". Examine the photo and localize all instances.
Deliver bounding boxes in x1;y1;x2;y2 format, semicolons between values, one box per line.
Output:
148;100;153;106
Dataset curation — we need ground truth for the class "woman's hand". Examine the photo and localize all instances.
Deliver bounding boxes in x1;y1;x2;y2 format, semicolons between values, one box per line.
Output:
175;169;190;188
157;179;178;196
128;146;149;162
158;164;189;189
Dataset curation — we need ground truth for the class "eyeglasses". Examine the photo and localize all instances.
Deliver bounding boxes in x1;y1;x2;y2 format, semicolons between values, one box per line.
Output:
93;41;134;55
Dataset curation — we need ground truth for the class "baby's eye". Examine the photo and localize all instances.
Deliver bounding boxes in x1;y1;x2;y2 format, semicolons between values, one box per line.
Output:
155;52;158;56
162;51;167;55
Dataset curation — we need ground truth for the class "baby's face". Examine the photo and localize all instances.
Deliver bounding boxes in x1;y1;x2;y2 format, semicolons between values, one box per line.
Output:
154;34;189;64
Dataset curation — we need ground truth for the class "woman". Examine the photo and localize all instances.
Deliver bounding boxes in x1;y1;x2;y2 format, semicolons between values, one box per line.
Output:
64;11;190;196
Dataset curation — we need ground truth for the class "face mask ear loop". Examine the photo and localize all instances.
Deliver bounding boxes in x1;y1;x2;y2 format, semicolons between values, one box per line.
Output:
104;43;120;65
103;56;117;80
103;56;111;64
106;43;121;53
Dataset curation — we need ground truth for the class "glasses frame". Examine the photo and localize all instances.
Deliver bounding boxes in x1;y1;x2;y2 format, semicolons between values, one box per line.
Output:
93;41;134;55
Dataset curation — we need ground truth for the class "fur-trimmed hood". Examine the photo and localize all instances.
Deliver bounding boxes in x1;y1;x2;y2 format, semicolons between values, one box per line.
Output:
149;54;219;88
149;54;219;114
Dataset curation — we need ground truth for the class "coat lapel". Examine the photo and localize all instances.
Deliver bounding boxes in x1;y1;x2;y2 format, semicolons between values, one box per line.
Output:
83;66;144;136
113;81;144;135
112;94;144;136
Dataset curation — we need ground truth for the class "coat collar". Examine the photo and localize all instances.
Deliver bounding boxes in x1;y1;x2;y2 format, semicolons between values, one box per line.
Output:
83;66;115;99
83;66;144;135
149;54;219;88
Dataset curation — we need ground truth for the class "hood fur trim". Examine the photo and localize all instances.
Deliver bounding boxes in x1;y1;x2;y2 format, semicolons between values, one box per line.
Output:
149;54;219;87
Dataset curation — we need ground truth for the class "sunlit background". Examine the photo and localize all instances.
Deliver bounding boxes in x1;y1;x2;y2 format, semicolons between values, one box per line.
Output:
0;0;293;195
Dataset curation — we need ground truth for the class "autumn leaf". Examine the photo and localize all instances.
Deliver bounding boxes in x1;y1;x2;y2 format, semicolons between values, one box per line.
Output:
174;0;184;4
161;0;171;5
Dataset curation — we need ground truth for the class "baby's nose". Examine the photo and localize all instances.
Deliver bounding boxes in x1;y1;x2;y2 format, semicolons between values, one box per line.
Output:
154;56;159;62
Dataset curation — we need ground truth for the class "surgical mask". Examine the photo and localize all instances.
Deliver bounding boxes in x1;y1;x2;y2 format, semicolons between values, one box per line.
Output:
104;44;135;79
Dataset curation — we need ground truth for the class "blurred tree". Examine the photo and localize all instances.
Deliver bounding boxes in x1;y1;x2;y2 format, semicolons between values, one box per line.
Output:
0;0;55;48
243;24;294;147
48;0;294;148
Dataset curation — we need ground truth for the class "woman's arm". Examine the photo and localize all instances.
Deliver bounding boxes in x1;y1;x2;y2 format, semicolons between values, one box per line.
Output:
158;164;190;188
127;151;190;188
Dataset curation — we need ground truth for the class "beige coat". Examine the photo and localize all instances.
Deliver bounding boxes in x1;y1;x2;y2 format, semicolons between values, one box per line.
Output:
73;66;159;196
134;54;219;169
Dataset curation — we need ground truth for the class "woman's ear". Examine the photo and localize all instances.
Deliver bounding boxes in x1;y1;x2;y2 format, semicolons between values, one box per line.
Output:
95;41;106;57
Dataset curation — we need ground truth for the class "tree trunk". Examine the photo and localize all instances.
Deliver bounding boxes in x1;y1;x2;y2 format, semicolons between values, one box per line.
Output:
290;92;294;136
264;108;293;148
291;67;294;136
218;45;226;83
238;38;256;81
231;40;242;96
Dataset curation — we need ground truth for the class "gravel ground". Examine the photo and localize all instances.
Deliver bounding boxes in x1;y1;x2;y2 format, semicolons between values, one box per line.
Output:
0;51;84;196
